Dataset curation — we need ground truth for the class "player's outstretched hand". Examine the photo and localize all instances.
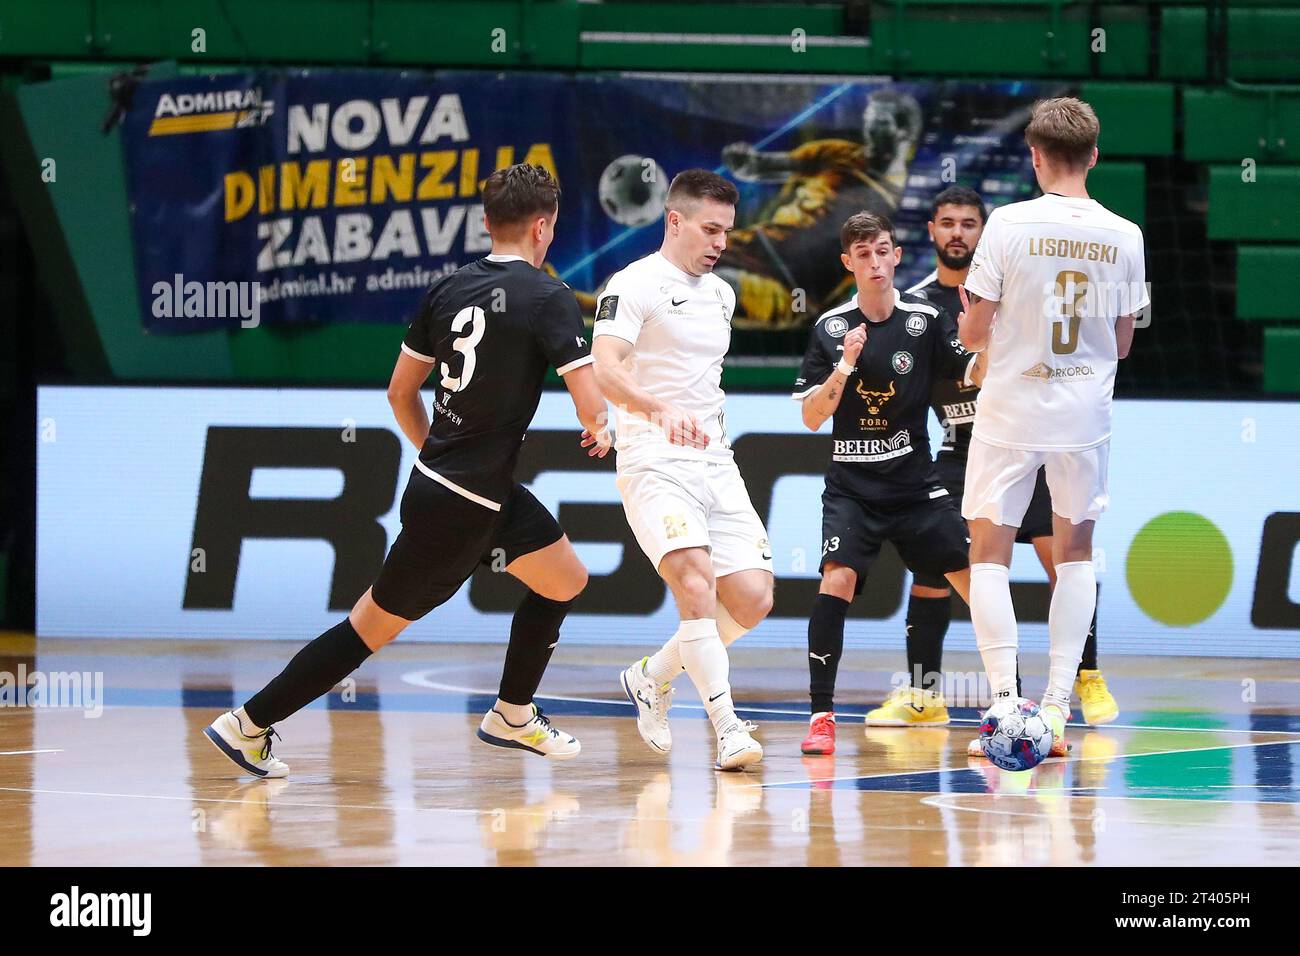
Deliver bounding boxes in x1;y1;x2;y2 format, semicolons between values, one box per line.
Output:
842;323;868;366
659;405;710;450
580;428;613;458
721;142;755;174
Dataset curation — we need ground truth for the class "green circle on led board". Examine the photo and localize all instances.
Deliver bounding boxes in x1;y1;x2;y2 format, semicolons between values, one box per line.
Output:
1126;511;1233;626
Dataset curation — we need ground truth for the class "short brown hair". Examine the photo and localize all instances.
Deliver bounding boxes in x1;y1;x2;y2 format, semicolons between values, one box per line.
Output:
1024;97;1099;170
840;211;896;252
482;164;560;236
665;169;739;215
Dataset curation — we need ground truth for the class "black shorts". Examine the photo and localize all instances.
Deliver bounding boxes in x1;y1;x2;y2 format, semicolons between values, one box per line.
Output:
370;467;563;620
819;488;969;594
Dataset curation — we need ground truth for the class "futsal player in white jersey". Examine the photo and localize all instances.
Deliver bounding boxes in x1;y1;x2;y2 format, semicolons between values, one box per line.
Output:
588;170;774;771
958;97;1147;756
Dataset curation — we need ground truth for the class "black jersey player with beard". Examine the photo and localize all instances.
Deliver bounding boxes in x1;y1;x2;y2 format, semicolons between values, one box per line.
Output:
902;187;1117;744
202;165;614;778
792;212;983;756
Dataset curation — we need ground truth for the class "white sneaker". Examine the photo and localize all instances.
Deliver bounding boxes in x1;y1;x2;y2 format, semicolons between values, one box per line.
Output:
477;705;581;760
715;718;763;772
967;736;985;758
203;711;290;778
620;657;673;754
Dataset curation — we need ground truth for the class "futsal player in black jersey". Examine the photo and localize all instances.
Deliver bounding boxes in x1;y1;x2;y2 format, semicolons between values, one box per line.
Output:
792;212;983;755
203;164;611;776
901;187;1118;740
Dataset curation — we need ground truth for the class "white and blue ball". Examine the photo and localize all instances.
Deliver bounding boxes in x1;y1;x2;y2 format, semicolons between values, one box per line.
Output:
979;697;1053;771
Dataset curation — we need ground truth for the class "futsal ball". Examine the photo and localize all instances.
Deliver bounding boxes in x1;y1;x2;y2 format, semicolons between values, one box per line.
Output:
979;697;1053;772
598;154;668;227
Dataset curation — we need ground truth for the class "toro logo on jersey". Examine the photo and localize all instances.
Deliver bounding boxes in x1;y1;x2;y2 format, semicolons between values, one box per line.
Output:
891;351;914;374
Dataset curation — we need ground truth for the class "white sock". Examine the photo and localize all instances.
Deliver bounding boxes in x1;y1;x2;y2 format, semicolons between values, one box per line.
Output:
644;639;683;684
675;618;734;732
233;707;264;736
811;710;833;724
969;563;1019;699
645;605;749;686
715;602;751;647
1045;560;1096;705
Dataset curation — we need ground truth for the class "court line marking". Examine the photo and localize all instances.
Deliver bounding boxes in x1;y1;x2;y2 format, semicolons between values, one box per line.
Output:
0;749;63;756
919;792;1300;820
760;737;1300;789
400;667;1300;736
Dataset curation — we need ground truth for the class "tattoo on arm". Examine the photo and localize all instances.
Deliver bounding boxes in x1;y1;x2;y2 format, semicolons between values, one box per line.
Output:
966;292;984;305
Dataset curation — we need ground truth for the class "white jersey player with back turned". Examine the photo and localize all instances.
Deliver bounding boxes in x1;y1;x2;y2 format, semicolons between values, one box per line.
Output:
958;97;1147;758
588;169;775;772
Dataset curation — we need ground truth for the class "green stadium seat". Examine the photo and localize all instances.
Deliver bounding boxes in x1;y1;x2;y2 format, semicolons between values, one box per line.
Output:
0;0;93;57
1263;327;1300;393
1208;166;1300;240
1098;4;1151;79
870;2;1090;77
1159;6;1206;80
1089;161;1145;226
1185;89;1300;163
1081;82;1174;156
1230;7;1300;81
1237;246;1300;320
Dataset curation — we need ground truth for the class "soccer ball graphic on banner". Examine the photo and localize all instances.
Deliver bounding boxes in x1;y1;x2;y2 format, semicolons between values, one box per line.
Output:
979;698;1054;771
598;154;669;227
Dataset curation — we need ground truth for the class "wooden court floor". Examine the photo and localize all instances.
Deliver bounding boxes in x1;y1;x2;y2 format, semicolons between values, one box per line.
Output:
2;635;1298;866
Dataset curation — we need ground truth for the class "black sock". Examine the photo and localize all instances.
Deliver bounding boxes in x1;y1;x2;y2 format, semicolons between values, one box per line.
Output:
498;591;575;706
244;618;372;728
905;593;951;692
809;594;850;715
1078;583;1100;672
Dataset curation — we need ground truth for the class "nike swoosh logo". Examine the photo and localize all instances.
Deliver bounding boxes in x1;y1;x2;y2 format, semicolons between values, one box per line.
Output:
708;692;726;702
671;297;687;306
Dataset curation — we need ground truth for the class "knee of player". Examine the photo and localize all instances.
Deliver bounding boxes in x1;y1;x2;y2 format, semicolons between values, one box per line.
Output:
820;564;857;601
739;585;774;626
546;563;589;603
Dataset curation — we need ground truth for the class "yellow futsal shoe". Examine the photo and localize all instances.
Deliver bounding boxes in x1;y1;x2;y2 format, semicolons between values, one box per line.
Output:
863;685;950;727
1040;701;1071;758
1074;670;1119;725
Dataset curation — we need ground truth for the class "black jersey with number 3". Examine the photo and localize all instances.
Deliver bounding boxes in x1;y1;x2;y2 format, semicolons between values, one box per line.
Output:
401;254;591;510
792;288;974;503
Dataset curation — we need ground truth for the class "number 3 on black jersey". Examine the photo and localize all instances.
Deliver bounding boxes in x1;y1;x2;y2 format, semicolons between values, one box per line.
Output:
441;306;486;392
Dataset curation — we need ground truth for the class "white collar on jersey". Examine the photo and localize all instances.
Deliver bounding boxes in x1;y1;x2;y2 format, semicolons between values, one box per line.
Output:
485;253;527;263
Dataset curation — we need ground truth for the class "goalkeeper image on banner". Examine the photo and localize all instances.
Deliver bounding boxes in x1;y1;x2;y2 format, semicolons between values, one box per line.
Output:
718;89;922;330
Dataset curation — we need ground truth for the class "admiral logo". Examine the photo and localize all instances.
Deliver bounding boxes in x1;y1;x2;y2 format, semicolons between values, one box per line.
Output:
150;88;273;136
1021;362;1096;382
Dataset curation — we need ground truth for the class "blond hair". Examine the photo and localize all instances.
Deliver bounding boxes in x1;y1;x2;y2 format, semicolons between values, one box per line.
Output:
1025;97;1099;170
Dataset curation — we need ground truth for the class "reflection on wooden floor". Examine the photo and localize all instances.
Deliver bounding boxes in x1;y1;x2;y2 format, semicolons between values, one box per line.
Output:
2;636;1299;866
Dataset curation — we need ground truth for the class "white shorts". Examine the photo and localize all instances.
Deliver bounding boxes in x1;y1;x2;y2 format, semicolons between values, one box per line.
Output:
961;436;1109;526
615;456;773;577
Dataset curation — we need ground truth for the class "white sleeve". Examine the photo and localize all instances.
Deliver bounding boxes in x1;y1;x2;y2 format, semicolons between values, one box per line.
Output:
592;272;647;345
1124;231;1150;316
963;208;1005;303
